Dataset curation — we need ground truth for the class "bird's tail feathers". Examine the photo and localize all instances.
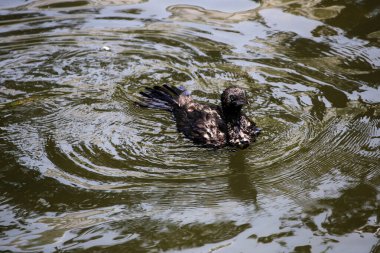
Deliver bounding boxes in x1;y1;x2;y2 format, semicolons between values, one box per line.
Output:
136;85;188;111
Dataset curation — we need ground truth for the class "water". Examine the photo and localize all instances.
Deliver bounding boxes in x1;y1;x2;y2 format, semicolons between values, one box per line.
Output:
0;0;379;252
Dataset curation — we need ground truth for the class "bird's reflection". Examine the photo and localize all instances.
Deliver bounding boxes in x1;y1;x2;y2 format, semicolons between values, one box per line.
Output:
227;149;258;204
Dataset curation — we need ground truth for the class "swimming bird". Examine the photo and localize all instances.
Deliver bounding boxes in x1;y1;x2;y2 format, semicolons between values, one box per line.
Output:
137;85;261;149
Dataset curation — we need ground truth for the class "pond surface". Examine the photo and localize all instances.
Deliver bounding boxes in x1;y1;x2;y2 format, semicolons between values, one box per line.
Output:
0;0;380;252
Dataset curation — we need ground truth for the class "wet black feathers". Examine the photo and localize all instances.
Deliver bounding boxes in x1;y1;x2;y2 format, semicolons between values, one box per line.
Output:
137;85;180;111
137;85;260;149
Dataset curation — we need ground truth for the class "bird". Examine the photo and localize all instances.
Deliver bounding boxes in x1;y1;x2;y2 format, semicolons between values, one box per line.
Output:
136;85;261;149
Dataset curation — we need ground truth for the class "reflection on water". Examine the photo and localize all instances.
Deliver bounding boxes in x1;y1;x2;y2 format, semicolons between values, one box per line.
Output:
0;0;379;252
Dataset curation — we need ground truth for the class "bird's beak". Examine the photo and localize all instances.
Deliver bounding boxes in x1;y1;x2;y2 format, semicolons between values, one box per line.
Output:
233;100;246;106
253;127;261;136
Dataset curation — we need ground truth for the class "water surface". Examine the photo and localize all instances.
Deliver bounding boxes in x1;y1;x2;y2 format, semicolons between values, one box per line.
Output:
0;0;379;252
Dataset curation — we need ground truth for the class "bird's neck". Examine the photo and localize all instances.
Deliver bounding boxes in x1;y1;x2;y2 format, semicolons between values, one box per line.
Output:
222;106;242;123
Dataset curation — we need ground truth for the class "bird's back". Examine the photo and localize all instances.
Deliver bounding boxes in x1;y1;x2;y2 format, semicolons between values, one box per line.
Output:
173;96;228;148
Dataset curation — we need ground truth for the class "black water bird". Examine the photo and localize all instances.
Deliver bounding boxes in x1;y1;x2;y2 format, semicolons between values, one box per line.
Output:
137;85;261;149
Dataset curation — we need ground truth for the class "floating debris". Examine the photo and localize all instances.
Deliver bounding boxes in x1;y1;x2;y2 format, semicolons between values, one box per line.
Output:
102;46;110;51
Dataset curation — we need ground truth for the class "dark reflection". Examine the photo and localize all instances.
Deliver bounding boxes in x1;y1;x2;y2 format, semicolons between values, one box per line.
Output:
67;219;250;252
61;8;101;15
119;8;143;15
350;70;380;85
352;106;377;121
228;150;257;203
311;25;338;37
288;37;332;58
257;231;294;243
3;80;57;93
0;12;44;23
310;95;326;121
321;183;378;235
322;0;380;38
318;84;348;108
0;26;66;37
39;1;90;9
370;241;380;253
292;245;312;253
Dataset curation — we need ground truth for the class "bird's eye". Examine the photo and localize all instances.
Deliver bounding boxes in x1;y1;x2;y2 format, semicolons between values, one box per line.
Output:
229;95;236;101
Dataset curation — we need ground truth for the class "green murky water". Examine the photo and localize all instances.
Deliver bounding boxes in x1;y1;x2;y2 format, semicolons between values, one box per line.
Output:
0;0;379;252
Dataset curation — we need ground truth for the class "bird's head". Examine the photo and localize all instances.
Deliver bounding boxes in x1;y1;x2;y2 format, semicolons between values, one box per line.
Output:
221;86;247;112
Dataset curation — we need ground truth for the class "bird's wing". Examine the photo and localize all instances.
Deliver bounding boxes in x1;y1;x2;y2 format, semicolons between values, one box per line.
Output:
173;103;227;147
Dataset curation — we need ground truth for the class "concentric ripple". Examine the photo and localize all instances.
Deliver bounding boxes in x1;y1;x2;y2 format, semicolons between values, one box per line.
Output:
0;0;379;252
